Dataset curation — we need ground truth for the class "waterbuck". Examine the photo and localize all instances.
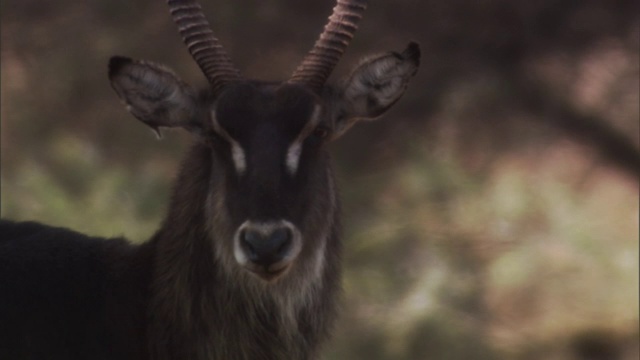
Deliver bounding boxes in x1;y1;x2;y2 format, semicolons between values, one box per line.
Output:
0;0;420;359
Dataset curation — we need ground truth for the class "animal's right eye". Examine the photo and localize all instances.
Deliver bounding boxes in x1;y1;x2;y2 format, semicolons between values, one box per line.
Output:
306;126;331;147
312;126;330;140
208;130;225;144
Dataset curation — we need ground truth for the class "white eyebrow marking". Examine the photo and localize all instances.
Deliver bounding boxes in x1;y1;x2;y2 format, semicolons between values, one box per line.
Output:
230;142;246;174
286;142;303;174
211;112;246;174
285;104;322;175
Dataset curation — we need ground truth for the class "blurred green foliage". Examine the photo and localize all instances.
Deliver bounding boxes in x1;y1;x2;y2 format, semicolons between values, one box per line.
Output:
1;0;638;359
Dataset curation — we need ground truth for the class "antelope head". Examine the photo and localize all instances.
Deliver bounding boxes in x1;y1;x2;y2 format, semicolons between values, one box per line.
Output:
108;0;420;282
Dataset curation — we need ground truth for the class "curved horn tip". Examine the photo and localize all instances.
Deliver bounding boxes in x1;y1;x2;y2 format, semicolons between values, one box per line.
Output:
166;0;241;90
289;0;370;89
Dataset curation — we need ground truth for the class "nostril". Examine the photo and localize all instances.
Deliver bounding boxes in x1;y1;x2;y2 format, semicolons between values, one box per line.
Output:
270;228;292;256
240;229;260;261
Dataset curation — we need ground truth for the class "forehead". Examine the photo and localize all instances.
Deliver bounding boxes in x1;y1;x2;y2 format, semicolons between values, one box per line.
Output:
214;82;319;141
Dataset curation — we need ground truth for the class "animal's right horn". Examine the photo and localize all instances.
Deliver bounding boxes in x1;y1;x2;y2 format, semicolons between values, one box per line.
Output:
167;0;241;95
289;0;368;93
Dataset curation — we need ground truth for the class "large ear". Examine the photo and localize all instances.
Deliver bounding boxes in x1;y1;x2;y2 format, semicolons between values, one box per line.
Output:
108;56;200;138
333;42;420;139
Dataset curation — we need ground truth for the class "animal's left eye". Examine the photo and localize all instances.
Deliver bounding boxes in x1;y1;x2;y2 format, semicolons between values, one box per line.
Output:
311;126;330;141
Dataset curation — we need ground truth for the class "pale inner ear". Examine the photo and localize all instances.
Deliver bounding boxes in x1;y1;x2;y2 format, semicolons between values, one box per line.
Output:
211;113;247;174
285;105;322;175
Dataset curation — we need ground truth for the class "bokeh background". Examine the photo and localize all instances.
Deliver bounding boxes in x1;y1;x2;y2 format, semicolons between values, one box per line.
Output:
1;1;638;359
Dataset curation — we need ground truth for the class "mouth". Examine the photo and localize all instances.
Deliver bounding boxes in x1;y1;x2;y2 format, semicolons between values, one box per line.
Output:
244;262;290;282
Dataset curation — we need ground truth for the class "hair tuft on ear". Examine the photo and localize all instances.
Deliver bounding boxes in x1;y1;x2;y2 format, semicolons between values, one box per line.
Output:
108;56;134;79
401;42;421;68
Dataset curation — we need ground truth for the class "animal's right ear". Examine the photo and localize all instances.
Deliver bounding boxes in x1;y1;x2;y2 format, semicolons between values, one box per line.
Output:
108;56;200;138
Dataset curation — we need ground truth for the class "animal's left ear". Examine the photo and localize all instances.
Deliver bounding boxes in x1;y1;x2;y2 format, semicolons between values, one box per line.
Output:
332;42;420;139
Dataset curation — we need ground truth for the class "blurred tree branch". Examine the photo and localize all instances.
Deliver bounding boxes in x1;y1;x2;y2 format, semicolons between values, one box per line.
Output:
512;72;640;179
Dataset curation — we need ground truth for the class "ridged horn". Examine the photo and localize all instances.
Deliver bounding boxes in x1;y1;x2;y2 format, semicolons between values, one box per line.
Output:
289;0;368;92
167;0;241;95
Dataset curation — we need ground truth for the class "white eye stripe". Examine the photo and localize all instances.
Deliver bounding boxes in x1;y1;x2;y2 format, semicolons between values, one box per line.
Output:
286;142;303;175
212;104;323;176
230;143;246;174
285;104;323;175
212;112;247;175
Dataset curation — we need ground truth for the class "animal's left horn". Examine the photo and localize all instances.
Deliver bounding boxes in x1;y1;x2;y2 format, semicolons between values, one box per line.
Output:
289;0;368;92
167;0;241;95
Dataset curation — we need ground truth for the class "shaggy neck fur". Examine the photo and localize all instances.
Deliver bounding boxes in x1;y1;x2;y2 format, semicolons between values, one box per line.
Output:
145;143;342;360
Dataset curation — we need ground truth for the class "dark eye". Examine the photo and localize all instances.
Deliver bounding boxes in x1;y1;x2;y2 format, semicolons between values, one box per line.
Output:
311;126;330;141
207;130;225;145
